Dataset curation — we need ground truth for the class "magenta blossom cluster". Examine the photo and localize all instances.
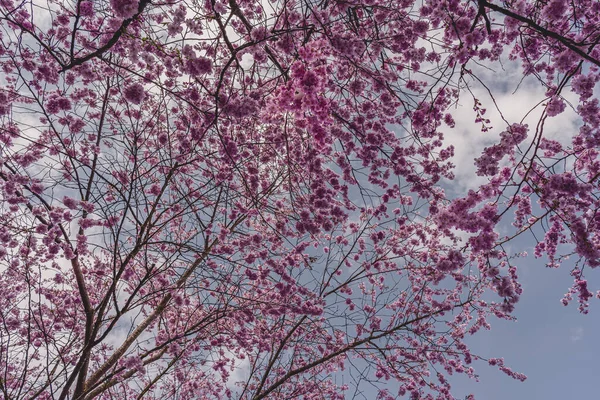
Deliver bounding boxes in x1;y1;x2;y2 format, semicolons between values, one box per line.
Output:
110;0;139;19
123;82;146;104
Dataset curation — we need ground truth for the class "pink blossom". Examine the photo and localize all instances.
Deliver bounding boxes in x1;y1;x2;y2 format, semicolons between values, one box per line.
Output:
46;95;71;114
123;83;146;105
572;74;597;100
542;0;567;20
110;0;139;19
546;96;566;117
79;1;94;17
63;196;79;209
186;57;212;76
250;26;268;41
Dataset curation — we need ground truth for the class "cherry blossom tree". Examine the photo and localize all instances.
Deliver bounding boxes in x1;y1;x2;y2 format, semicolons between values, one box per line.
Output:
0;0;598;399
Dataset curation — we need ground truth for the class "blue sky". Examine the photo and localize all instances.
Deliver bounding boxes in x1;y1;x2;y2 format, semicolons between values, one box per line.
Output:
441;57;600;399
451;254;600;399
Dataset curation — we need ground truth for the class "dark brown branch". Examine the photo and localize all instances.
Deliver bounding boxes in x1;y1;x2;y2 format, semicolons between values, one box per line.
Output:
59;0;152;72
478;0;600;68
252;302;470;400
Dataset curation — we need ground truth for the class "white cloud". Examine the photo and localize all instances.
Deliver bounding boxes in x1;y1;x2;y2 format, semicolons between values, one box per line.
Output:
442;58;582;193
570;326;584;342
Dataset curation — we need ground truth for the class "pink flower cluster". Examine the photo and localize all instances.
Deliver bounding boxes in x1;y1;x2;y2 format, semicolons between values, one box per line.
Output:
185;57;212;76
123;83;146;105
78;1;94;17
546;96;566;117
110;0;139;19
436;249;465;272
475;124;528;176
45;94;72;114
